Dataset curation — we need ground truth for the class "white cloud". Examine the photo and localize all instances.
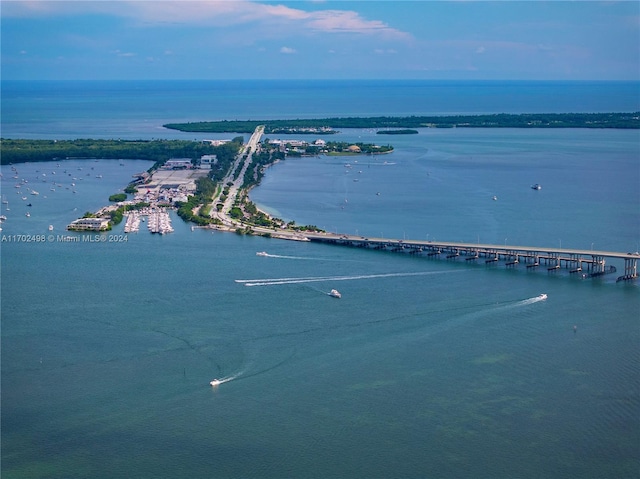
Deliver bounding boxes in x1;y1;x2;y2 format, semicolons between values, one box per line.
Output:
476;46;485;54
2;1;411;40
304;9;410;39
280;46;296;54
113;50;136;57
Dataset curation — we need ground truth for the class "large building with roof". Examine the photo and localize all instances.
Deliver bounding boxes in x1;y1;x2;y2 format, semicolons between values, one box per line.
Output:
163;159;193;170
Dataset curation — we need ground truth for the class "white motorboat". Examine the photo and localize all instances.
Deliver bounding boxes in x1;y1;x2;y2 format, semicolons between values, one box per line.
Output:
329;289;342;299
538;293;548;300
210;379;221;387
256;251;268;257
531;184;542;190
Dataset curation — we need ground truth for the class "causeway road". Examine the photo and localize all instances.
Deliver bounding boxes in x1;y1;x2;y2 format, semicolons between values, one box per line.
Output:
212;125;264;228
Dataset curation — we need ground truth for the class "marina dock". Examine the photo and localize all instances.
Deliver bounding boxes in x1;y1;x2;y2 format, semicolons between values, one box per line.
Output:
123;208;174;234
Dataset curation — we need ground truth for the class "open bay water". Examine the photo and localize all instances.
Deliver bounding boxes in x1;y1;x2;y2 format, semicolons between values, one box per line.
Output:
1;80;639;478
2;79;639;139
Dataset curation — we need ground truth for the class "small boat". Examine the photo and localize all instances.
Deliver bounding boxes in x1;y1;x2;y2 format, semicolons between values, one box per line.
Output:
329;289;342;299
25;212;30;217
27;203;32;207
48;225;54;231
492;195;497;201
210;379;221;387
531;184;542;190
256;251;268;257
538;293;548;300
0;215;7;221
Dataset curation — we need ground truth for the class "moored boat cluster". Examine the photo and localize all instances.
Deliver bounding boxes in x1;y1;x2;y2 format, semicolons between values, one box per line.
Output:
147;209;174;234
123;208;174;234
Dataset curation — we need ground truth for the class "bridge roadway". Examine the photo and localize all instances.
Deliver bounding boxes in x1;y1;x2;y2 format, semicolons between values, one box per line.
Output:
302;233;639;282
211;125;264;228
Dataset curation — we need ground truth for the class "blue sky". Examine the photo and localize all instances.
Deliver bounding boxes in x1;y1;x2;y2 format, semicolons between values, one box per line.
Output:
2;1;639;80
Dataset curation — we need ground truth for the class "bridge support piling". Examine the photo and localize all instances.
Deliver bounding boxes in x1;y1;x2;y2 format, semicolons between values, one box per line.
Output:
617;257;638;282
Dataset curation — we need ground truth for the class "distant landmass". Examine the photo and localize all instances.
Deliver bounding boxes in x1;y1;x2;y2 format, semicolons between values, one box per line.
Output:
163;112;639;133
377;129;419;135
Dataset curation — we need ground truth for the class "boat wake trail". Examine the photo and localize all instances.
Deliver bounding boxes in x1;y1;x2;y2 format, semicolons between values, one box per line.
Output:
410;294;550;339
235;270;459;287
237;271;458;287
258;253;322;260
209;373;243;387
518;294;548;306
210;349;296;387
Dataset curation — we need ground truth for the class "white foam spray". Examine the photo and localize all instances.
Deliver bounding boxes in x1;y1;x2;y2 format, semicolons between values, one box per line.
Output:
235;270;459;287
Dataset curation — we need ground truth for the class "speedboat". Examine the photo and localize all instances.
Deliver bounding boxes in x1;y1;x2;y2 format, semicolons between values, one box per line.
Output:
538;293;548;300
329;289;342;299
256;251;268;257
531;184;542;190
210;379;221;387
492;195;497;201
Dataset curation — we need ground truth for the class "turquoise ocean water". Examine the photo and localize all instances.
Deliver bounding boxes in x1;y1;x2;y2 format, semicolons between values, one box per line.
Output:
1;81;639;478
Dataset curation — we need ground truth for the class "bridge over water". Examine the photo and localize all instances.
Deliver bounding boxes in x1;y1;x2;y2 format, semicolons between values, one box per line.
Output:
303;233;639;282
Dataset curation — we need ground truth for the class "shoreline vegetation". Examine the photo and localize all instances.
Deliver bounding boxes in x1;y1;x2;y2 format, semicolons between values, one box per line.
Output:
0;138;240;166
3;110;638;235
163;112;640;133
377;129;419;135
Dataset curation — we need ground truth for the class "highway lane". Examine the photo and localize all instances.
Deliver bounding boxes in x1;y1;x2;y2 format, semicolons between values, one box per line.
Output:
211;125;264;228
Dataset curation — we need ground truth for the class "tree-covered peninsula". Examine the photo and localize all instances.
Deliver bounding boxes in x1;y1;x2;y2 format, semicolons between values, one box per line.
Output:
163;112;639;133
377;129;419;135
0;138;243;166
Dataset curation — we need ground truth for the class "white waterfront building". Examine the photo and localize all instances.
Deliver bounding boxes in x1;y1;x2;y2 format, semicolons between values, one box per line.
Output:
67;217;110;231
